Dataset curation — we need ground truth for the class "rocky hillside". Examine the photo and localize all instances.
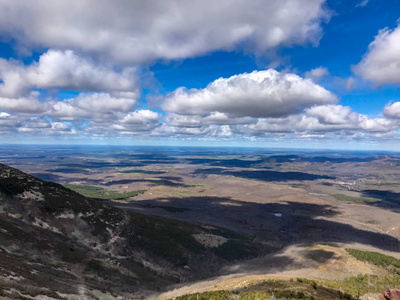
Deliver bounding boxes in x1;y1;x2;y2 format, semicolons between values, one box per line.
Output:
0;164;262;299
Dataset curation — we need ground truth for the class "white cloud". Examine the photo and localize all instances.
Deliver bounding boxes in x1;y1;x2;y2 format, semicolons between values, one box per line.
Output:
110;110;162;134
345;77;356;91
356;0;369;7
22;117;51;129
120;110;160;125
354;24;400;85
163;69;338;118
156;104;397;139
307;105;358;125
0;112;10;118
0;92;47;113
51;122;71;131
165;112;254;128
383;102;400;119
246;105;396;133
48;93;137;121
17;119;74;135
0;0;330;64
305;67;329;82
152;124;233;137
0;113;19;128
68;93;137;113
0;50;139;98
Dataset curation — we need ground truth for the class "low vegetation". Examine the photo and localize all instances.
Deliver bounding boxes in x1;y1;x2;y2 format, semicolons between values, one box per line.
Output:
170;273;400;300
346;248;400;271
301;249;400;298
168;278;358;299
64;184;145;200
321;274;400;298
332;194;380;205
174;291;231;300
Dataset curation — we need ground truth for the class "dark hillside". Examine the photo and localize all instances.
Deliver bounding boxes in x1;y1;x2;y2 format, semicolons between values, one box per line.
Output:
0;164;262;299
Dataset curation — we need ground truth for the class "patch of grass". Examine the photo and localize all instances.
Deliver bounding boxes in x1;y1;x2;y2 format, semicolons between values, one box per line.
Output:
64;184;145;200
173;191;196;197
239;291;270;299
346;248;400;270
150;180;164;186
298;253;400;298
297;278;318;289
168;278;352;300
297;250;400;297
321;274;400;298
174;291;231;300
332;194;380;205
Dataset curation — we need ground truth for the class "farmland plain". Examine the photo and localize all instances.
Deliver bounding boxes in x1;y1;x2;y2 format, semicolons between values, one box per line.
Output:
1;145;399;299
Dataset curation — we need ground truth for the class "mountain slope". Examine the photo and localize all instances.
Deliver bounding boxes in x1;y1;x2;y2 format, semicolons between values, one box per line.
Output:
0;164;262;299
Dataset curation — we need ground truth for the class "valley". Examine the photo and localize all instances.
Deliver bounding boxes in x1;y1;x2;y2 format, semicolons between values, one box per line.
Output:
0;145;399;299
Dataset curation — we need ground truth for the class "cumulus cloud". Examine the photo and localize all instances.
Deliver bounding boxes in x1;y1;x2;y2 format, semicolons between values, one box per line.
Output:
0;50;139;98
246;105;396;133
48;93;137;121
0;113;20;129
307;105;359;125
0;89;161;136
163;69;338;118
153;124;234;137
0;115;76;136
0;92;47;113
0;0;330;64
353;24;400;85
165;112;254;128
67;93;137;113
155;103;398;140
305;67;329;82
51;122;71;131
383;102;400;119
22;117;51;129
120;110;160;126
105;110;162;134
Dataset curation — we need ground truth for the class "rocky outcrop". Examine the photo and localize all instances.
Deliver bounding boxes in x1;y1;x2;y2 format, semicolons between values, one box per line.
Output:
379;289;400;300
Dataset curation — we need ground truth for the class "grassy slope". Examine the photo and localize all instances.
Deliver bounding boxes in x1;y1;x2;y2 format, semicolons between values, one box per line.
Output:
64;184;146;200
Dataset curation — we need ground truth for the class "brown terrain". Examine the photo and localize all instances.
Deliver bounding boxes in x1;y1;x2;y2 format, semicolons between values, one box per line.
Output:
0;146;399;299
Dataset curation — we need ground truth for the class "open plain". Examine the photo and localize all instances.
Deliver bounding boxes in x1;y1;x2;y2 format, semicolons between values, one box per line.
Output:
0;145;399;299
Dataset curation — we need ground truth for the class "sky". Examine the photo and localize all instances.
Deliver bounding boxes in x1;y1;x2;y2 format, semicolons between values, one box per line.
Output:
0;0;400;150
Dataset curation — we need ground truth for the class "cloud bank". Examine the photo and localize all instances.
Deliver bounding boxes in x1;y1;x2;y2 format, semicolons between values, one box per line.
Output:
163;69;338;118
0;0;330;63
354;24;400;85
0;1;398;146
0;50;140;98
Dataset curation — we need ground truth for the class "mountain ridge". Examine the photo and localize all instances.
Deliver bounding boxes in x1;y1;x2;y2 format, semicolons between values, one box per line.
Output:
0;163;262;299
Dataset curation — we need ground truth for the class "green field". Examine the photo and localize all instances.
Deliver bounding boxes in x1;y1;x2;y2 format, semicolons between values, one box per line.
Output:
64;184;146;200
346;248;400;269
169;278;354;299
332;194;381;205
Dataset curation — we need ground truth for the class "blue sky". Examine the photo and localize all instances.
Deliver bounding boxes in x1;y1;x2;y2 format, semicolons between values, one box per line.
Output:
0;0;399;150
